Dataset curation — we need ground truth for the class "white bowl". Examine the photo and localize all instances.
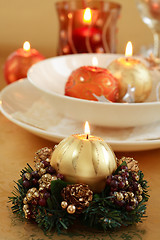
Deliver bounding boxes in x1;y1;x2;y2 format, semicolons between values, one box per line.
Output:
27;53;160;128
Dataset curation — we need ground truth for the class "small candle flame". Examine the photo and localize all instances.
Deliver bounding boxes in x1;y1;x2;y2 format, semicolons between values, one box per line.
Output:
23;41;31;52
92;56;98;66
125;41;133;57
83;8;92;24
84;121;90;139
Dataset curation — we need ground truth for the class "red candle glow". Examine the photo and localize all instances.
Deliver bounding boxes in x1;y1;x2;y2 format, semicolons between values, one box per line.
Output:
4;41;45;84
72;8;102;53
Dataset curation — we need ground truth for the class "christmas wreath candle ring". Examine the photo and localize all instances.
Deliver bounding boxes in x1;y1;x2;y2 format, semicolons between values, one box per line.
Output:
50;122;117;193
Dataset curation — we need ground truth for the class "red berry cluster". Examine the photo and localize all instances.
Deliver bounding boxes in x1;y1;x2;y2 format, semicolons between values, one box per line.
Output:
106;165;143;212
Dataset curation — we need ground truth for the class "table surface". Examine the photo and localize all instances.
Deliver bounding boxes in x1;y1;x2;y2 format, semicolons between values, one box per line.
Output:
0;57;160;240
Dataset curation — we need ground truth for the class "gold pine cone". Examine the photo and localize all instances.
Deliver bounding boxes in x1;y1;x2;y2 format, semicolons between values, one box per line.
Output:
118;157;139;172
61;184;93;214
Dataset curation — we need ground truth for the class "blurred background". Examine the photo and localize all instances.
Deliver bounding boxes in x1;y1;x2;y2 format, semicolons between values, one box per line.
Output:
0;0;153;87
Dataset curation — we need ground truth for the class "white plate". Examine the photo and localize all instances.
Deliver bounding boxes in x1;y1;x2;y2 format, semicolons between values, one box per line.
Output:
27;53;160;128
1;79;160;152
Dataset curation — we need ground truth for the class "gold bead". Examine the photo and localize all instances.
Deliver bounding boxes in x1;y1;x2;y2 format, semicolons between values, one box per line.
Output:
51;176;57;181
124;193;129;199
34;191;39;198
23;204;29;211
35;163;40;170
40;162;45;168
128;192;134;198
79;198;84;202
23;197;28;204
67;205;76;214
41;183;46;188
40;168;46;175
138;195;143;202
29;187;37;193
61;201;68;209
116;192;124;201
26;193;32;201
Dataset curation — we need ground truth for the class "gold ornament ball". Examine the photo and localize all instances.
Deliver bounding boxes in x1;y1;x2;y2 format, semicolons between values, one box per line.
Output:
61;201;68;209
107;58;152;102
50;135;117;193
67;204;76;214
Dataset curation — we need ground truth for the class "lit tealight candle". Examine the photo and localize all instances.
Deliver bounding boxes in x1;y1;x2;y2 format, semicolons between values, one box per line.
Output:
107;41;152;103
4;41;45;84
51;121;117;193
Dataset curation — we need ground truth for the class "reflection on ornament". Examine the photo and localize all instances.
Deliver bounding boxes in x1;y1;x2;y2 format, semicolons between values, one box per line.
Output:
92;94;111;102
122;84;135;103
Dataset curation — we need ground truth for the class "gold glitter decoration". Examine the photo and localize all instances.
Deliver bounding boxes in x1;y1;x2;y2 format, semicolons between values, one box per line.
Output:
26;188;39;202
38;173;57;190
35;147;54;162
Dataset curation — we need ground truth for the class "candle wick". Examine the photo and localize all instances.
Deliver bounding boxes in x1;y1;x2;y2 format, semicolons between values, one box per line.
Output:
86;134;89;139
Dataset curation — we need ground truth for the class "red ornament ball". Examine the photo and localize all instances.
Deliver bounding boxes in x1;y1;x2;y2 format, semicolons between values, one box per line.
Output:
65;66;119;102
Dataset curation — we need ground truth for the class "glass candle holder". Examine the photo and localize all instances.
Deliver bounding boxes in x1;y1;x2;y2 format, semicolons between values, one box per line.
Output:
55;0;121;55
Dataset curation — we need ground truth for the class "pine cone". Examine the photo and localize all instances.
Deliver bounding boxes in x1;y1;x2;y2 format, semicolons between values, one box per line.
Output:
61;184;93;214
118;157;139;172
35;147;54;162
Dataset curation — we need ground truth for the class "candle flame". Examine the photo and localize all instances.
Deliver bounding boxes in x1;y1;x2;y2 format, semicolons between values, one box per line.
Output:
84;121;90;135
125;41;133;57
92;56;98;66
23;41;31;51
83;8;92;24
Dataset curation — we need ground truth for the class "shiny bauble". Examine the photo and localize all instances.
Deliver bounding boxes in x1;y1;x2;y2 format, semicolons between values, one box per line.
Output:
65;66;119;102
61;201;68;209
50;135;117;193
67;205;76;214
107;58;152;102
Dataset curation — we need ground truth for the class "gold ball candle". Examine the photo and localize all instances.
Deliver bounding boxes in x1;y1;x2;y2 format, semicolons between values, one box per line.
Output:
107;41;152;103
51;122;117;193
